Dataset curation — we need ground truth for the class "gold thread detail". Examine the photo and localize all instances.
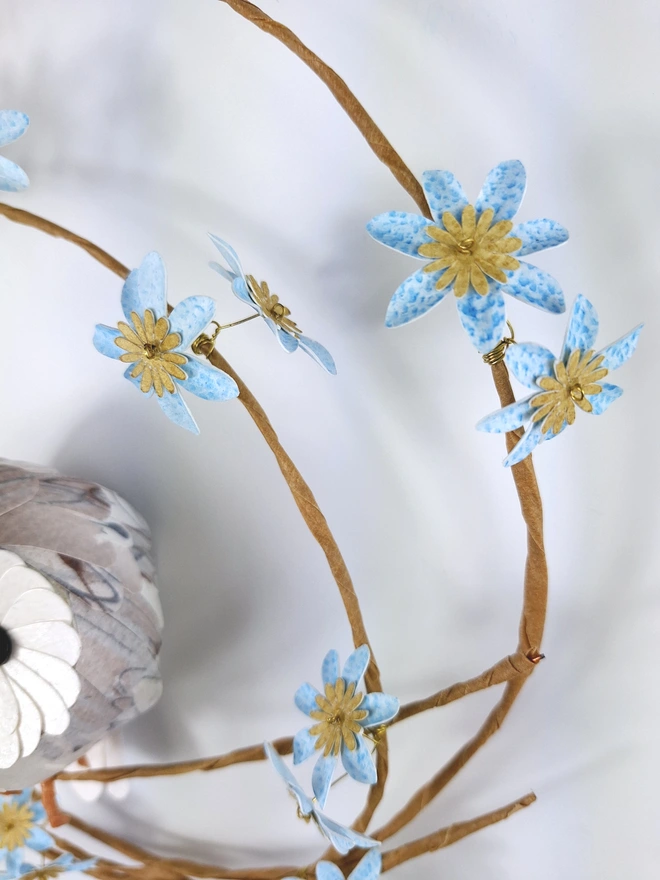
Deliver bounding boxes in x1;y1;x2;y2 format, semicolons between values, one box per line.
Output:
530;349;609;435
482;321;516;366
308;678;368;757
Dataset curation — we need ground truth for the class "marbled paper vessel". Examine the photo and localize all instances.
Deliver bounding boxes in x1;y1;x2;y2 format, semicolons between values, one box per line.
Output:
0;460;163;791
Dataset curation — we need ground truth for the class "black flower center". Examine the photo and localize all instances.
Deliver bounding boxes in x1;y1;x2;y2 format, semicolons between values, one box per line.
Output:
0;626;13;665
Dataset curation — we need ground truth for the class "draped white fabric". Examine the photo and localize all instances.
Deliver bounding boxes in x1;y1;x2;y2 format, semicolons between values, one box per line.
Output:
0;1;656;877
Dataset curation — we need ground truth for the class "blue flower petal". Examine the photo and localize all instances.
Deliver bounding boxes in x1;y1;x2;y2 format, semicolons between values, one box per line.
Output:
366;211;431;257
561;295;599;360
264;742;314;816
5;849;22;875
476;396;536;434
385;266;448;328
503;262;565;314
93;324;123;359
157;389;199;434
208;234;245;281
511;218;569;256
169;296;216;350
123;364;153;395
295;682;322;715
475;160;526;222
293;727;318;764
322;650;340;686
121;252;167;322
24;792;42;812
359;692;400;727
0;110;29;147
341;736;377;785
231;276;258;308
0;155;29;192
342;645;370;685
298;336;337;375
316;861;346;880
312;753;337;808
455;288;507;354
506;342;556;388
421;170;469;224
503;422;545;467
588;382;623;415
314;810;378;854
348;848;382;880
597;324;643;372
26;825;54;852
181;358;239;401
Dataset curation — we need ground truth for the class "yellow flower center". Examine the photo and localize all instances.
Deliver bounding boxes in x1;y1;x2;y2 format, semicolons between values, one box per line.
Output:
530;349;609;435
22;868;64;880
418;204;522;297
309;678;368;757
0;801;36;850
246;275;301;336
114;310;188;398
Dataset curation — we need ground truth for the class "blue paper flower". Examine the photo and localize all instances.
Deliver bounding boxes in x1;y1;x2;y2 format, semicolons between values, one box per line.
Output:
367;160;569;353
0;791;53;865
93;252;239;434
0;111;30;192
264;743;378;855
284;848;381;880
208;235;337;374
4;852;97;879
477;295;643;466
292;645;399;808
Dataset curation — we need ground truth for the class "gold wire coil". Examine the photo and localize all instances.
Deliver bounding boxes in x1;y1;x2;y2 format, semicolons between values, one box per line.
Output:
191;321;221;356
482;321;516;366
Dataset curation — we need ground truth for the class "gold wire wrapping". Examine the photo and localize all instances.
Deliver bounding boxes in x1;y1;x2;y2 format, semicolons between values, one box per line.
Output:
482;322;516;366
191;321;221;356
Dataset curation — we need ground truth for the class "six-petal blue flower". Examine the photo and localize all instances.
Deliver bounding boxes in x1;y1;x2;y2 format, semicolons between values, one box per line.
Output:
264;743;378;854
293;645;399;808
208;235;337;374
4;852;97;879
367;160;569;354
93;252;239;433
477;294;642;466
0;111;30;192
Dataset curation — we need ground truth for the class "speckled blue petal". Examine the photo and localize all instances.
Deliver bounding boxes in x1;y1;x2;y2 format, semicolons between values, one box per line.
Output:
312;753;337;808
123;364;153;395
157;389;199;434
476;395;535;434
93;324;123;359
26;825;54;852
275;327;300;353
316;861;346;880
341;735;376;785
475;160;526;222
121;252;167;322
208;234;244;282
562;295;599;360
322;650;340;686
588;382;623;414
511;218;569;256
15;790;34;809
295;682;322;715
360;692;400;727
503;422;545;467
4;849;22;875
293;728;318;765
385;267;448;328
506;343;556;388
597;324;643;372
264;742;314;816
342;645;370;685
422;170;469;224
230;276;257;308
455;288;506;354
181;358;239;401
0;155;29;192
503;262;564;313
366;211;431;257
314;810;378;854
299;336;337;375
169;296;216;349
0;110;29;147
347;848;382;880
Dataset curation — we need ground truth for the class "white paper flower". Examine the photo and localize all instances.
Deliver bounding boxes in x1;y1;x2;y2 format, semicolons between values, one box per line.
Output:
0;550;81;770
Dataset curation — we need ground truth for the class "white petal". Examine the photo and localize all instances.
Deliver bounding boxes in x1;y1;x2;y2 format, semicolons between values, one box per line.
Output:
13;680;43;758
0;669;19;736
2;589;72;629
4;659;70;736
16;647;81;708
11;621;81;665
0;566;52;619
0;731;20;769
0;549;25;578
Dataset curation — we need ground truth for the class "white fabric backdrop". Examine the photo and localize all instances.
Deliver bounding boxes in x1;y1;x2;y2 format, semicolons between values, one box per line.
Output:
0;1;658;876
